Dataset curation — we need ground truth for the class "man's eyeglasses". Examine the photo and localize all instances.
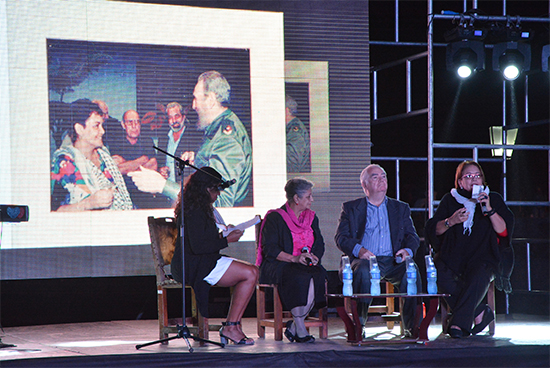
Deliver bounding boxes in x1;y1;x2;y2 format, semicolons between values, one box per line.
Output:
462;174;482;180
125;119;141;126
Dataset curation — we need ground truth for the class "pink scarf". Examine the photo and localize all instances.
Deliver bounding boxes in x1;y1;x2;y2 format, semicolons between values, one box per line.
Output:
255;203;315;266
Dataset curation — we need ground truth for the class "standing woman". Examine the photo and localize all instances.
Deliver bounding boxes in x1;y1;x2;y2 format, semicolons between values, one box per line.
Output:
257;178;327;343
425;161;514;338
171;167;258;345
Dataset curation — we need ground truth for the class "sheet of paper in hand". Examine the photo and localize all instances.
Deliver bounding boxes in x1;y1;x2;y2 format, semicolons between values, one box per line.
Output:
216;215;261;237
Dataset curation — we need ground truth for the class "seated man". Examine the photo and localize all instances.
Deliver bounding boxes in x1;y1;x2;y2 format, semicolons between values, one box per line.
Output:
335;164;422;337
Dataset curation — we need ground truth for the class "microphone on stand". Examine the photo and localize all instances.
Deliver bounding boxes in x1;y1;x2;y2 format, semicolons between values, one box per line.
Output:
217;179;236;191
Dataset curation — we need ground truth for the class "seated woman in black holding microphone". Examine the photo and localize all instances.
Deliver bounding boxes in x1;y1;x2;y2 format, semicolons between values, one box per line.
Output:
171;167;258;345
425;161;514;338
257;178;327;343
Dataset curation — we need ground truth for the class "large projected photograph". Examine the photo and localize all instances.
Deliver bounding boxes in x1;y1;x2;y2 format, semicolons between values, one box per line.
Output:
48;39;253;211
2;0;285;251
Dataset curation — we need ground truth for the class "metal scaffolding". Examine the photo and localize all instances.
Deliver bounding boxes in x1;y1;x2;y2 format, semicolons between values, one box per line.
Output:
371;0;550;217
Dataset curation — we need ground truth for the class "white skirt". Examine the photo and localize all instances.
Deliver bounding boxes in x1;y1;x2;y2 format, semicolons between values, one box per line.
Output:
203;256;234;285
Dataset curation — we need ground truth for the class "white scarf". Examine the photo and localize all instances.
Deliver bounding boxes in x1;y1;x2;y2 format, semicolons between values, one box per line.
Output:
450;186;490;235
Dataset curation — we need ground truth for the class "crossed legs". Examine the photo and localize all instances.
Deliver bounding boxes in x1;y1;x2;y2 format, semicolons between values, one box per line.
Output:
216;259;259;342
287;278;315;338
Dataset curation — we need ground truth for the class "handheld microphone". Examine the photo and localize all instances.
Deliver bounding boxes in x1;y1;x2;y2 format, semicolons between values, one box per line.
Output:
301;247;313;266
480;201;488;213
217;179;236;191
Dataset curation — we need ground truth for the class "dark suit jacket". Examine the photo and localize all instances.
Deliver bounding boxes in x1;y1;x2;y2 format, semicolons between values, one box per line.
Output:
335;196;420;261
152;126;203;168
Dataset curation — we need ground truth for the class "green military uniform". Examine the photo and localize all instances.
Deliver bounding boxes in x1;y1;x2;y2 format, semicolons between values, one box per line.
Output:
195;109;252;207
286;117;310;173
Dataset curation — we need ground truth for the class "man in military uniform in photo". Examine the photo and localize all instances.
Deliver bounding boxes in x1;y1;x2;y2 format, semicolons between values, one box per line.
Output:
285;95;310;173
191;70;252;207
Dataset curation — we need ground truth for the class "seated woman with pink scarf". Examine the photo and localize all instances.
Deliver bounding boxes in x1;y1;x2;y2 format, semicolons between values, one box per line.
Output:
257;178;327;343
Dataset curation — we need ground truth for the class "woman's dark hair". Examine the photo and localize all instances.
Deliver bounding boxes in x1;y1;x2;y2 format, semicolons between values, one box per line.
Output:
174;167;223;222
454;160;487;189
284;177;314;201
68;99;102;143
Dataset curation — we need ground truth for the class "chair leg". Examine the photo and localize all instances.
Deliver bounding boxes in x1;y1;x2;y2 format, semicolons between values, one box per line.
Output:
318;307;328;339
198;314;209;345
256;285;266;338
487;280;496;335
399;298;405;336
158;286;169;343
385;283;395;330
273;286;284;341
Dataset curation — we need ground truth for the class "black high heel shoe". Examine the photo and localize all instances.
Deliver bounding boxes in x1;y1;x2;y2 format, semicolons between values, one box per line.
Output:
295;334;315;343
284;320;315;343
219;321;254;345
472;305;494;335
284;320;296;342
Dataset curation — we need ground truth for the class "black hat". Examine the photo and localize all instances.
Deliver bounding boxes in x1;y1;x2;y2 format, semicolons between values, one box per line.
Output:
193;167;223;187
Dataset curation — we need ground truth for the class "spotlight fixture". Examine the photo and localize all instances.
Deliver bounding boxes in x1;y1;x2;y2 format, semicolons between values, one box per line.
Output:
446;40;485;79
542;44;549;72
492;41;531;81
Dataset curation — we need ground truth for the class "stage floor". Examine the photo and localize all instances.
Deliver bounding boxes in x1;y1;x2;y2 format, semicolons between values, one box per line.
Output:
1;313;549;366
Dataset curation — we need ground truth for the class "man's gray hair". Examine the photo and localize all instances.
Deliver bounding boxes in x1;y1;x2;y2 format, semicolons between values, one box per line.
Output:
360;164;385;185
198;71;231;106
166;101;183;113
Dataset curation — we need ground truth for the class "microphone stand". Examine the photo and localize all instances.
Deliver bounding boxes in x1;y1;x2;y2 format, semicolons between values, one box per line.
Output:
136;146;225;352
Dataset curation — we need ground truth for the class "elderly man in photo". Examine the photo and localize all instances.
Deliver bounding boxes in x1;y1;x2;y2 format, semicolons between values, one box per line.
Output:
108;109;158;209
129;72;252;207
335;164;422;337
191;70;252;207
155;102;195;182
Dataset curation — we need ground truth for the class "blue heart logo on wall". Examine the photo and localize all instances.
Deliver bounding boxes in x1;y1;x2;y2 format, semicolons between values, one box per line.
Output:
7;207;23;219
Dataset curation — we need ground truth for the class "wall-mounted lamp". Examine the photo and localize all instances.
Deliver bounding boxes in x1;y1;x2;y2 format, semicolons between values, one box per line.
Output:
489;126;518;158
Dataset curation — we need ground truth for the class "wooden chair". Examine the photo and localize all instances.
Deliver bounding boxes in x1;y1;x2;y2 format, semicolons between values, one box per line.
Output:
255;220;328;341
441;280;496;335
147;216;222;344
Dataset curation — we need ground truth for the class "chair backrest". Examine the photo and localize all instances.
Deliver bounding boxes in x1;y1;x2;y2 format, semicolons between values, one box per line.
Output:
254;218;263;266
147;216;178;284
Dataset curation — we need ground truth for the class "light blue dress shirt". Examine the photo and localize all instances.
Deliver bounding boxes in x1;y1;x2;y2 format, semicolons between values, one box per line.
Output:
166;127;186;182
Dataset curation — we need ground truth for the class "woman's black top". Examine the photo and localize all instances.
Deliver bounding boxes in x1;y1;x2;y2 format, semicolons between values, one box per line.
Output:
425;191;514;288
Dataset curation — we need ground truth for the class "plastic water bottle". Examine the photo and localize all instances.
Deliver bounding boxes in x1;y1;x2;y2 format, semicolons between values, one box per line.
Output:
406;258;417;296
342;256;353;296
425;255;438;295
369;256;381;296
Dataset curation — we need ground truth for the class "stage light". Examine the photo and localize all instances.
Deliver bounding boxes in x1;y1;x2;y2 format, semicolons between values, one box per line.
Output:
489;126;518;158
492;41;531;81
446;40;485;79
542;44;549;72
